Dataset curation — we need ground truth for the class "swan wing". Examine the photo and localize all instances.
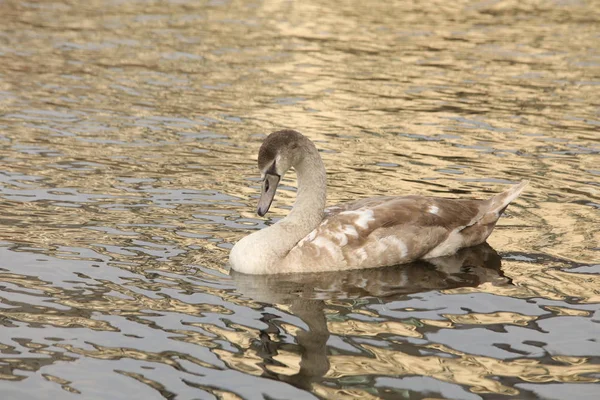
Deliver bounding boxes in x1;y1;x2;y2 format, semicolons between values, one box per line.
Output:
279;182;527;272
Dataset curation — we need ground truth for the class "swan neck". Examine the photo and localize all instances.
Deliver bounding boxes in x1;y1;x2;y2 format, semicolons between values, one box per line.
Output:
287;147;327;225
229;139;327;274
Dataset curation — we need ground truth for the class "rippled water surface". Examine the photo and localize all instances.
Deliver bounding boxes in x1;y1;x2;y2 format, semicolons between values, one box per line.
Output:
1;0;599;399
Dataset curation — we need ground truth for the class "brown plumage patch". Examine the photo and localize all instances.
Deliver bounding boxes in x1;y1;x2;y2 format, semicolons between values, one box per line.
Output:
258;129;304;171
327;196;482;231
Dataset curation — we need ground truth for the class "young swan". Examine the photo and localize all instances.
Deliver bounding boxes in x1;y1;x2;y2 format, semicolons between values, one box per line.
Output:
229;129;527;275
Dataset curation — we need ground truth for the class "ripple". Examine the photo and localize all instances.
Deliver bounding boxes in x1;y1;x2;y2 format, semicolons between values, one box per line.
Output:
0;0;598;398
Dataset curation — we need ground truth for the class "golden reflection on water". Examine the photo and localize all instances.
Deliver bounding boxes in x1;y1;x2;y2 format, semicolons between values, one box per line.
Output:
0;0;599;398
325;346;600;395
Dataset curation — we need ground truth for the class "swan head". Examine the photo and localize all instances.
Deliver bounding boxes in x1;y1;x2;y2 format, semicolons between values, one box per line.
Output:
256;129;306;216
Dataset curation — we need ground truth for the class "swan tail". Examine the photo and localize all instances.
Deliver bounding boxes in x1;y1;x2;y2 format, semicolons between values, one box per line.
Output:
487;180;529;217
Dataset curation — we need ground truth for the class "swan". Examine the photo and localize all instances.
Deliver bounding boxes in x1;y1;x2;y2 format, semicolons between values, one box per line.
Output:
229;129;527;275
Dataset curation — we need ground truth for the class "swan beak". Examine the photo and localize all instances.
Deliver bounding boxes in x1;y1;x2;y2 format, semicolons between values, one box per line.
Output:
257;174;280;217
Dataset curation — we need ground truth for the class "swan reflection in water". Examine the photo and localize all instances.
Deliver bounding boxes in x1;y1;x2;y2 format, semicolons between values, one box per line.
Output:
230;243;509;392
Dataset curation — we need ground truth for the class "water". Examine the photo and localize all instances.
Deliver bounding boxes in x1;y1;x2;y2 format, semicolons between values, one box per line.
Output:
1;0;599;398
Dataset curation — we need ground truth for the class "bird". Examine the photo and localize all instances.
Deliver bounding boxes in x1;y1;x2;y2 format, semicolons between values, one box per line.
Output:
229;129;527;275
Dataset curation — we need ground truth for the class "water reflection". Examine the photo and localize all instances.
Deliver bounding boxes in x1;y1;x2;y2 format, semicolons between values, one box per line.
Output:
232;244;507;392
